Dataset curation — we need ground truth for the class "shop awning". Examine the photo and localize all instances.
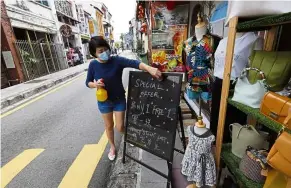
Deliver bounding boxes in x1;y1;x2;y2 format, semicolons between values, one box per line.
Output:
210;1;228;23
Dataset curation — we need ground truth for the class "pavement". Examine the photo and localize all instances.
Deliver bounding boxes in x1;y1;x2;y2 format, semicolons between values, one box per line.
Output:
1;62;89;110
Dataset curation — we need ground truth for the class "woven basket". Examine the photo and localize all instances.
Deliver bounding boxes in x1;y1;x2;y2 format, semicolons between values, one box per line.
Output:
239;152;266;183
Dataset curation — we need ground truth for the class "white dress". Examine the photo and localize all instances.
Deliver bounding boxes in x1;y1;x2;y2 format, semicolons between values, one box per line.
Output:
181;126;216;187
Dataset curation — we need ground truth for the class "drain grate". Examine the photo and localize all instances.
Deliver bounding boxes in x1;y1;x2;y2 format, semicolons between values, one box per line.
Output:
24;79;47;84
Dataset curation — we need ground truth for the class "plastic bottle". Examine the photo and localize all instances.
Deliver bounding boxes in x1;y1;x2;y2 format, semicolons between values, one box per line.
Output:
96;79;108;102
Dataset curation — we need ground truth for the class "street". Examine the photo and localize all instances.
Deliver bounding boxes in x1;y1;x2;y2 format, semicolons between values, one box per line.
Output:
1;51;136;188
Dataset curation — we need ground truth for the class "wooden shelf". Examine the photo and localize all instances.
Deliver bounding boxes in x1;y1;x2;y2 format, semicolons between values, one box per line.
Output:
221;144;264;188
227;99;288;133
237;12;291;32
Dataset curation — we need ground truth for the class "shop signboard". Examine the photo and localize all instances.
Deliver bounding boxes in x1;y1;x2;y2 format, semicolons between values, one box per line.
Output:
150;2;189;72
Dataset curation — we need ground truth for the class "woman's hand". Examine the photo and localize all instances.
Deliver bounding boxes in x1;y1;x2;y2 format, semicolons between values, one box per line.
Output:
94;79;105;89
148;67;162;79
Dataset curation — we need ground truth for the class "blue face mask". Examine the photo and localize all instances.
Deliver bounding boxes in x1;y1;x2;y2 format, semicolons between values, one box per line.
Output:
98;50;110;61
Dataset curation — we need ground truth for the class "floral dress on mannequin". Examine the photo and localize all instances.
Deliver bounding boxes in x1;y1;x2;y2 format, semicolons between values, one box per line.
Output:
183;35;214;102
181;126;216;187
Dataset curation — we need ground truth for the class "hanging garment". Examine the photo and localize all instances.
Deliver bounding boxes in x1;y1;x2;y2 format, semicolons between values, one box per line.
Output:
181;126;216;187
183;35;214;101
213;32;262;80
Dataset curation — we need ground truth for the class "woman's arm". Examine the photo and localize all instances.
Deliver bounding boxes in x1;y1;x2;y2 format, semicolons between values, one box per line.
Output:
85;63;104;89
117;56;161;79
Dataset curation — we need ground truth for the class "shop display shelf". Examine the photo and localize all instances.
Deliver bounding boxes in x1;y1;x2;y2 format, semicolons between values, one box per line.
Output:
227;99;290;133
221;144;264;188
237;12;291;32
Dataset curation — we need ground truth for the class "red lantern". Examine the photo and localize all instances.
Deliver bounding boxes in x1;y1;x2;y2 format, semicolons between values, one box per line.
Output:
138;15;142;19
141;23;147;28
166;1;175;10
138;5;143;10
138;11;142;15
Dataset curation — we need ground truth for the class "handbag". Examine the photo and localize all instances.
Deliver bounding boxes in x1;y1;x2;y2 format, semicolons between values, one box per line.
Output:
263;169;290;188
232;67;268;108
267;110;291;178
248;51;291;92
267;131;291;178
260;92;291;128
230;123;269;158
239;146;268;183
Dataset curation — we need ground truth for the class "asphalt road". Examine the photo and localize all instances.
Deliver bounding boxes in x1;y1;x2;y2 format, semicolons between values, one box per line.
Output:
1;51;137;188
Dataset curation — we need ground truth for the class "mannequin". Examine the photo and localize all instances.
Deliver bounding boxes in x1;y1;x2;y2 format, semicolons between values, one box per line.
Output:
181;107;216;187
193;116;208;135
193;93;208;135
195;14;207;41
183;13;215;103
210;31;264;143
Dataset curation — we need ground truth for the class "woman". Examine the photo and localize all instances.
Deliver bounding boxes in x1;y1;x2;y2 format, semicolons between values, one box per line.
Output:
86;36;161;160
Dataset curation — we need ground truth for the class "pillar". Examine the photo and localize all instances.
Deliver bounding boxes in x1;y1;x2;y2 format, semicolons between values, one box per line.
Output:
1;1;24;82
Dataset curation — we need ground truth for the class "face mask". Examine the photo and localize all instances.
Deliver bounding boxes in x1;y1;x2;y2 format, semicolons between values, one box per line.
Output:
98;50;110;61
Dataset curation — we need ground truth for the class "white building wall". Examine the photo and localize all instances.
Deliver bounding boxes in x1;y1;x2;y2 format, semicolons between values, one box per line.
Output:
4;0;57;33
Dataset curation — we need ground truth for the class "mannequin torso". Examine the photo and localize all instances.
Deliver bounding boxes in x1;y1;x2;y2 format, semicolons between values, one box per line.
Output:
193;126;208;135
195;25;207;41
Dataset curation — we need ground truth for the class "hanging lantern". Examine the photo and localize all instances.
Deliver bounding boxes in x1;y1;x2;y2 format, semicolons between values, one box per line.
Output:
140;27;145;33
166;1;175;10
141;22;147;29
138;5;143;10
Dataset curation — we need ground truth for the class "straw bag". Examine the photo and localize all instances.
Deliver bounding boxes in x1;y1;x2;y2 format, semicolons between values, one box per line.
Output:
239;146;268;183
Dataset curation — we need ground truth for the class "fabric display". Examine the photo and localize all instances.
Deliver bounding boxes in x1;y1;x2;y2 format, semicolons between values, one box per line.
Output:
181;126;216;187
248;51;291;92
184;35;214;102
229;123;269;158
260;92;291;127
239;146;268;183
232;67;269;108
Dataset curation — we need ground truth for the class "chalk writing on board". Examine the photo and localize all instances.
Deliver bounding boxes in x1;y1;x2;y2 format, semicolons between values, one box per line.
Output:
126;72;182;160
134;79;164;90
167;75;180;84
140;91;160;98
130;101;176;119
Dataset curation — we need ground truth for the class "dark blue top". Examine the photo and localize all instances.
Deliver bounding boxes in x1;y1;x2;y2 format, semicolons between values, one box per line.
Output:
86;55;141;101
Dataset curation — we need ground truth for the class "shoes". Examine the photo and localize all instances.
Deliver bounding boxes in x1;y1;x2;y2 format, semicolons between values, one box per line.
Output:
108;149;116;161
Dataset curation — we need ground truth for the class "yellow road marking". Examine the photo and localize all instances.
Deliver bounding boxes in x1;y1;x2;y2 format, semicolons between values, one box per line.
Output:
1;149;45;188
1;73;86;119
58;132;108;188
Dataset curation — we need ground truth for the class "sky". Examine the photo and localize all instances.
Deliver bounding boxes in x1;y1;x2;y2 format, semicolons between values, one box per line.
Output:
78;0;136;41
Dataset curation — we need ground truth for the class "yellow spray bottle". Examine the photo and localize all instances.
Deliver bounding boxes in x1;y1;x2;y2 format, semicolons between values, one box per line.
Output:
96;79;108;102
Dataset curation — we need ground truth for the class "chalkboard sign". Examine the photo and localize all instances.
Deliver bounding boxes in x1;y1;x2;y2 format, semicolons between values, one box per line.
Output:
125;71;183;161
